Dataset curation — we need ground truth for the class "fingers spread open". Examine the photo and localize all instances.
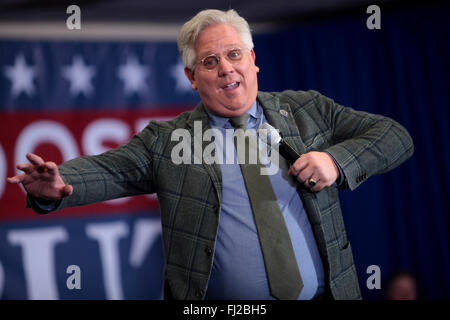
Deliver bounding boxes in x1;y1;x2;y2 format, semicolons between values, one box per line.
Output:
7;173;26;184
16;163;34;174
44;161;58;174
26;153;44;166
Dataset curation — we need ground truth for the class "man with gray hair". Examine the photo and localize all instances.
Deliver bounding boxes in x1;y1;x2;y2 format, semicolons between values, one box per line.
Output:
8;9;413;300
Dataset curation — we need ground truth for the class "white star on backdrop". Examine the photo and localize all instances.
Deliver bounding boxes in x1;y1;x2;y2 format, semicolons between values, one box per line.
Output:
170;59;194;94
117;56;150;96
62;55;96;97
3;54;37;97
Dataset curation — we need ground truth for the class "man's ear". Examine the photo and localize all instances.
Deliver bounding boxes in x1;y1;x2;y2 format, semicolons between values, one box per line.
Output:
184;67;197;90
250;49;259;73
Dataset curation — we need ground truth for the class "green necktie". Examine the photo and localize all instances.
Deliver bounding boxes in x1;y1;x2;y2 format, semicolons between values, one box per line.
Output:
229;113;303;300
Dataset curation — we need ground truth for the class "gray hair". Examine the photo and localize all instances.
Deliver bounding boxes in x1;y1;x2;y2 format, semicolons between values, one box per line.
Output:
177;9;254;70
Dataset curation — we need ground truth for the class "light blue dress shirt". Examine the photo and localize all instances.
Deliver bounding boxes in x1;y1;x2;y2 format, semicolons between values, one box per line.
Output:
204;101;325;300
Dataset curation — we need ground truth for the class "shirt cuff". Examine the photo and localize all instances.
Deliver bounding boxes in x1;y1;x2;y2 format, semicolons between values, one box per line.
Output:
325;151;345;187
27;196;59;214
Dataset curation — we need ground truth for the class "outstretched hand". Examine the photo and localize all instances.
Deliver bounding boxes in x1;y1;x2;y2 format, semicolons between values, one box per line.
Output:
7;153;73;200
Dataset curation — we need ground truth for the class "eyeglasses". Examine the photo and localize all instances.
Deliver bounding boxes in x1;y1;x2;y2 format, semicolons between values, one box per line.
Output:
197;47;249;71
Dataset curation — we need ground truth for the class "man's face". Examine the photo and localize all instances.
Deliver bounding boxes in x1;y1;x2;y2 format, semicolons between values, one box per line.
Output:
185;23;259;118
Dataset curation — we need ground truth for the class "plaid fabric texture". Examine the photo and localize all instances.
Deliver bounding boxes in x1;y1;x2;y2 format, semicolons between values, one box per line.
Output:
30;90;414;300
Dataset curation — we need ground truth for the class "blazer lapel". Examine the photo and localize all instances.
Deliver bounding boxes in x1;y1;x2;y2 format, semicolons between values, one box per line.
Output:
257;92;326;251
185;92;311;205
185;103;223;204
257;91;307;157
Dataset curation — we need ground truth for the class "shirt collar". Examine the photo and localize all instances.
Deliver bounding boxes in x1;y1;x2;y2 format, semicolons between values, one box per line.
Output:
206;100;260;129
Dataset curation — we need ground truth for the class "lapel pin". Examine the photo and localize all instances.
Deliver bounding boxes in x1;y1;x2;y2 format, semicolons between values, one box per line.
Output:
280;109;288;117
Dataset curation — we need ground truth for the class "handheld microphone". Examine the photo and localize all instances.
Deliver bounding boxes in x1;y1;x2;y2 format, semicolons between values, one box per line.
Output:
257;122;301;164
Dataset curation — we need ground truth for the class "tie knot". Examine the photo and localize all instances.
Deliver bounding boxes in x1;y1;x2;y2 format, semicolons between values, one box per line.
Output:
229;113;250;130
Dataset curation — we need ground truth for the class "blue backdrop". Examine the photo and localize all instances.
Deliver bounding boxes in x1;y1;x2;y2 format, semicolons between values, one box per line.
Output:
253;2;450;299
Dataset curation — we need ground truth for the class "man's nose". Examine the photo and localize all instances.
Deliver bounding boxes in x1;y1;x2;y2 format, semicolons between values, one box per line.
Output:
217;57;234;76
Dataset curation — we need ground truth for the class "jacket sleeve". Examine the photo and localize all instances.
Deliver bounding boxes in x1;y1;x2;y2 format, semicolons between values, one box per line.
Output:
27;122;159;213
310;90;414;191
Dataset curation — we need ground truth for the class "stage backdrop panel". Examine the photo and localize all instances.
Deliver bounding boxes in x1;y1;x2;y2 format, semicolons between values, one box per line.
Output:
0;40;197;299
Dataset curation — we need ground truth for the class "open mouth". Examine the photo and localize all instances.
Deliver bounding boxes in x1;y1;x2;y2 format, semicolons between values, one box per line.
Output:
222;82;240;90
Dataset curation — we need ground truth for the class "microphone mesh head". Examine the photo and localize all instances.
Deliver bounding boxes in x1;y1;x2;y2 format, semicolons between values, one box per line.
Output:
257;122;282;146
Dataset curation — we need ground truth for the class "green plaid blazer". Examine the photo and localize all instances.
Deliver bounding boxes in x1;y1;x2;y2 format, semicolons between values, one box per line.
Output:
30;90;414;300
